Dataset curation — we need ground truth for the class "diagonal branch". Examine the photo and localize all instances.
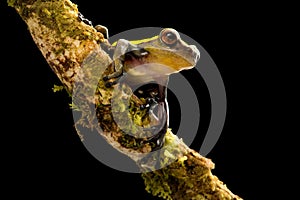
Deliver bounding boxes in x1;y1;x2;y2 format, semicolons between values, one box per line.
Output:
7;0;242;199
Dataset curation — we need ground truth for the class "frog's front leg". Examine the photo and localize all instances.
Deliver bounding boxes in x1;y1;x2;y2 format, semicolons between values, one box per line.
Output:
102;60;124;88
103;39;135;88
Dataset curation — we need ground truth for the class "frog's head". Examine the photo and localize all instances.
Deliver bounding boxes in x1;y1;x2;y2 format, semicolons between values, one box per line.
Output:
112;28;200;86
136;28;200;74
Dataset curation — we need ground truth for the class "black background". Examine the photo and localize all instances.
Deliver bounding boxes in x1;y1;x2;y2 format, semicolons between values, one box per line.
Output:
2;1;283;199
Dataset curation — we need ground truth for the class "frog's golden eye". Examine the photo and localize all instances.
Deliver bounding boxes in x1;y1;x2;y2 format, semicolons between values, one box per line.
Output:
160;28;180;46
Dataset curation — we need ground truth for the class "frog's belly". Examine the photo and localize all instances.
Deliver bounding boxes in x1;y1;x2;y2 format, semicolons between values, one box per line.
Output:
124;63;175;85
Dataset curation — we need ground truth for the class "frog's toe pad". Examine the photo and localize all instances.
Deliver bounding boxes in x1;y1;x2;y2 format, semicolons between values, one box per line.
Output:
105;82;113;88
102;76;109;81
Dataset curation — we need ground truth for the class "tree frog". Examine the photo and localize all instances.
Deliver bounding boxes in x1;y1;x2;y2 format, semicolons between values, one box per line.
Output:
102;28;200;151
79;14;200;150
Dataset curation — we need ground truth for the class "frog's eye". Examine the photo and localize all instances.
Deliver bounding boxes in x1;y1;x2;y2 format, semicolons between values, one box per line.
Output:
160;28;180;46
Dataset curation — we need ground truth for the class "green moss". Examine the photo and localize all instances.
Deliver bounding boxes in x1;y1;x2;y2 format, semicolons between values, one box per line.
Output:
10;0;103;46
52;84;64;92
178;155;188;167
142;130;210;199
118;134;141;149
7;0;36;8
142;170;173;200
7;0;17;7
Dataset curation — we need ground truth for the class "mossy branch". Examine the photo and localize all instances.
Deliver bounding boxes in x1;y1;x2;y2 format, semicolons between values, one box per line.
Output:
7;0;242;199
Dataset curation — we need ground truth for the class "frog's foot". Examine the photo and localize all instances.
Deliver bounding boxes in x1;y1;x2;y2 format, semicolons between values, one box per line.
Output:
145;123;167;151
103;75;121;88
102;64;124;88
142;101;168;151
103;80;118;88
103;75;121;87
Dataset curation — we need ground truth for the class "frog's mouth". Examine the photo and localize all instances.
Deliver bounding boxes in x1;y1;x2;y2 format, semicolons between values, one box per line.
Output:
124;45;200;77
144;46;200;72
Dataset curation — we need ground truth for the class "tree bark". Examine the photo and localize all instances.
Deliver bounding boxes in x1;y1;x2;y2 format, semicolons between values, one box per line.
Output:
7;0;242;199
